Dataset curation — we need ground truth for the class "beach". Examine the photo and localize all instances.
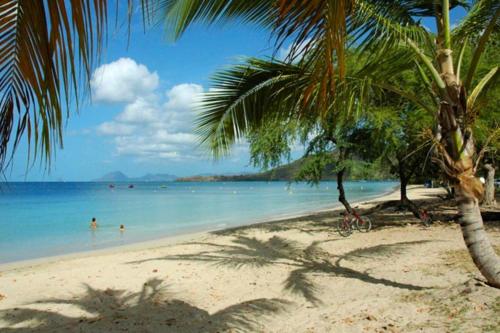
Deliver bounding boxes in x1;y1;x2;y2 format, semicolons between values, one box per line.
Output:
0;186;499;332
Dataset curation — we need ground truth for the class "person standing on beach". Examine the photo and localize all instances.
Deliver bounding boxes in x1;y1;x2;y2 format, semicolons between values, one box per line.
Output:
90;217;97;229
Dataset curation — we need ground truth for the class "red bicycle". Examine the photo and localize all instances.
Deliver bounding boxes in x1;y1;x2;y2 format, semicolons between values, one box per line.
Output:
419;209;432;227
337;210;372;237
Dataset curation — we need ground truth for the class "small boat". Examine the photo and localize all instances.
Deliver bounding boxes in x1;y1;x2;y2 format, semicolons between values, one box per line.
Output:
128;184;134;189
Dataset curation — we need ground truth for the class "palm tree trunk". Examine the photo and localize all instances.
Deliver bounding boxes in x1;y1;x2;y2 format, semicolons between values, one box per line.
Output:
457;189;500;287
437;94;500;287
433;2;500;285
483;163;496;207
435;80;500;286
400;172;408;203
337;167;353;213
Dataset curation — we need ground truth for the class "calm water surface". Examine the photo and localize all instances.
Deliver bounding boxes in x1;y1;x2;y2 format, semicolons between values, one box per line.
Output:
0;181;396;263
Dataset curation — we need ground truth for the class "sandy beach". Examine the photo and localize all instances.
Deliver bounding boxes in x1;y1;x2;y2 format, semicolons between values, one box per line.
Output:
0;186;499;332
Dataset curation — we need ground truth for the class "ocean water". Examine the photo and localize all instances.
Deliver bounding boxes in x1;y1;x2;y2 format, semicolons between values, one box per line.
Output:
0;181;396;263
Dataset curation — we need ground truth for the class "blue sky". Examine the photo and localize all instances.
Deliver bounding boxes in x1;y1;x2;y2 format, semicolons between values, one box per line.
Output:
6;4;467;181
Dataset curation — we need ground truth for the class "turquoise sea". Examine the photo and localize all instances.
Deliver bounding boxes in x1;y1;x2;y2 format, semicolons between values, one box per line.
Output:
0;181;396;264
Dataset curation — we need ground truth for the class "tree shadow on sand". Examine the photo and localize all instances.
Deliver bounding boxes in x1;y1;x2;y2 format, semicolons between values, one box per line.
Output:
0;278;290;333
210;191;451;236
130;238;433;305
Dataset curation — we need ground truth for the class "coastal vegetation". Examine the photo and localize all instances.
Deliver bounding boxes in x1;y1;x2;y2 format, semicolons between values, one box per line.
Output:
0;0;498;291
159;0;500;286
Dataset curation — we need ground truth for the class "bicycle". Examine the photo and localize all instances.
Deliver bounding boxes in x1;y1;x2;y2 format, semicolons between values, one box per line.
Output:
337;210;372;237
418;209;432;227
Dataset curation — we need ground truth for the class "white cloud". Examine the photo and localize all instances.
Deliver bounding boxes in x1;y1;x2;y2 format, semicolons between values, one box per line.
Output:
90;58;159;103
113;131;198;160
97;122;136;136
96;79;205;161
117;97;160;123
165;83;204;110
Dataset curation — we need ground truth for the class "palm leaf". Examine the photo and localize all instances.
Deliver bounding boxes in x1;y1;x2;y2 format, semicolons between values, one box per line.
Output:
195;47;433;158
0;0;113;170
348;0;429;53
153;0;276;39
196;58;311;157
467;66;498;113
452;0;500;43
453;0;500;90
156;0;442;116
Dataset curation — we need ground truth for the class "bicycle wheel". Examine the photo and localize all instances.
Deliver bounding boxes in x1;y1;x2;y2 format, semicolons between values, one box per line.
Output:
355;216;372;232
337;219;353;237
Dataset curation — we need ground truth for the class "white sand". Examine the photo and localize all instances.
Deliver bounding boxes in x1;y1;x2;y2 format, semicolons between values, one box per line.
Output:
0;186;498;332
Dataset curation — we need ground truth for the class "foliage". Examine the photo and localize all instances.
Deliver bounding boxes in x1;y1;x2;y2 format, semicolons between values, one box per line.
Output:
466;34;500;170
0;0;115;170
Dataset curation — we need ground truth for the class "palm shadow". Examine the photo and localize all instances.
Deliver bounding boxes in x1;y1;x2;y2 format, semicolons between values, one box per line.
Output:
130;238;433;305
0;278;290;333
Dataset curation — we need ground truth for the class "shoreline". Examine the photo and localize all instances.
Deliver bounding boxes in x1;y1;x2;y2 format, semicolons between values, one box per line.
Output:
0;184;400;271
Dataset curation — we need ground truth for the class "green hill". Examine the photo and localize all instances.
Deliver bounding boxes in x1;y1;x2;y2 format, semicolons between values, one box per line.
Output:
177;159;328;182
177;157;393;182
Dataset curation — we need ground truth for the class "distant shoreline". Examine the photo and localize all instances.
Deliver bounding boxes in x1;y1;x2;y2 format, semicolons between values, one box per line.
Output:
3;179;397;183
175;176;397;182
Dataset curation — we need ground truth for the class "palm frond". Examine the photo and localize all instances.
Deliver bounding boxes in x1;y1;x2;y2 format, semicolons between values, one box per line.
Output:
348;0;429;54
0;0;113;170
195;58;310;157
153;0;276;39
452;0;500;43
154;0;450;117
454;0;500;90
467;66;498;113
196;45;434;158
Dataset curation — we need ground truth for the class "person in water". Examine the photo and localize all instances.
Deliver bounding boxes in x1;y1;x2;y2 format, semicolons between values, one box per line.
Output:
119;224;125;231
90;217;97;229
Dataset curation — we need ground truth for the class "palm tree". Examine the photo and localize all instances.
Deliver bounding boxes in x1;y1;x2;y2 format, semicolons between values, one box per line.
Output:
160;0;500;287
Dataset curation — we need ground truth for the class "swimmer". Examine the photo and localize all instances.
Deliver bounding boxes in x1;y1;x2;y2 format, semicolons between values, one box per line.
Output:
90;217;97;229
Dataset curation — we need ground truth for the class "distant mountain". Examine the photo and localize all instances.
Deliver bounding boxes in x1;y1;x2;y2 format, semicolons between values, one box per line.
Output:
94;171;129;182
93;171;177;182
135;173;177;182
176;157;394;182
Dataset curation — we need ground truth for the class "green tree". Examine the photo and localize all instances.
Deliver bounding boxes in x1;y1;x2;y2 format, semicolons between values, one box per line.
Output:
365;102;434;218
248;110;363;214
163;0;500;286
